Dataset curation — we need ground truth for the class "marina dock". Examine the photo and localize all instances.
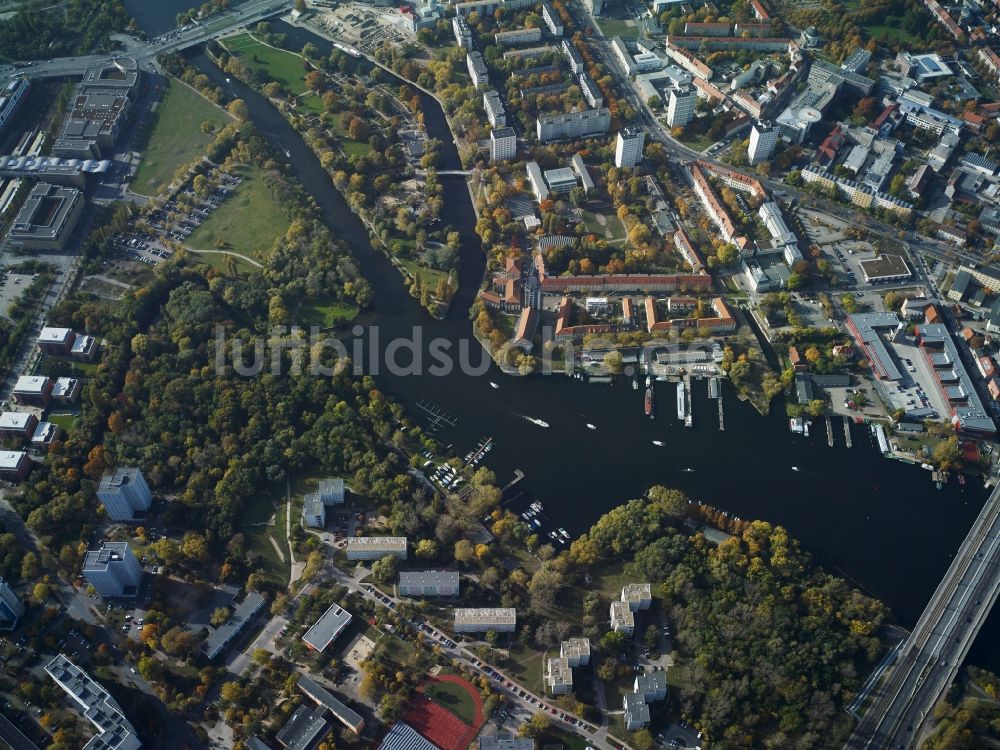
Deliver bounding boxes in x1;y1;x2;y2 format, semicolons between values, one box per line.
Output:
415;398;458;431
826;415;834;447
708;377;720;399
718;396;725;431
844;416;852;448
463;437;493;468
501;469;525;493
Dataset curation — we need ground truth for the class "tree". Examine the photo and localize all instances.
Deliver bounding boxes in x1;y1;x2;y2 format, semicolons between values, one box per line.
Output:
210;607;231;627
227;99;249;121
347;117;368;142
294;0;306;11
601;629;630;655
454;539;475;563
934;436;962;471
603;350;623;374
371;554;399;583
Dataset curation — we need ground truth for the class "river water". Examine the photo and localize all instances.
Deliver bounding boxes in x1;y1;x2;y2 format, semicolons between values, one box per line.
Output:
121;2;1000;668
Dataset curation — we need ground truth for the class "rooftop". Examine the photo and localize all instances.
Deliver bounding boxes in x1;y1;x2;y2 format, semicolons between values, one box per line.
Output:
399;571;459;588
302;602;353;652
45;654;140;750
454;607;517;625
297;674;364;732
379;722;440;750
275;706;329;750
202;591;266;658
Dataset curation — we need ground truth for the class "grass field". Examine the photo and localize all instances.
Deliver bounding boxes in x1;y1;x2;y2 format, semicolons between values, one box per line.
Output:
296;296;359;327
132;79;228;196
224;32;310;95
187;166;290;261
241;487;290;587
579;207;626;241
673;128;717;152
398;258;453;289
504;643;546;693
425;678;479;725
48;413;78;430
598;17;638;37
327;114;373;156
864;20;920;44
187;250;260;277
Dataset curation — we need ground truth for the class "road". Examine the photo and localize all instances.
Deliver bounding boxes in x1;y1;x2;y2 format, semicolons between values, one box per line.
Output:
0;0;290;80
844;480;1000;749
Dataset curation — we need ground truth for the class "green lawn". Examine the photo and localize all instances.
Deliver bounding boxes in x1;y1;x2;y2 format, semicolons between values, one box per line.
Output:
187;166;290;261
296;296;359;327
591;558;635;599
398;258;453;289
241;486;290;588
48;413;78;430
864;20;920;44
597;17;638;37
504;642;546;694
188;250;260;277
579;208;626;241
133;78;228;196
223;32;311;95
425;677;479;725
327;115;373;156
298;93;325;114
673;128;717;152
536;728;592;750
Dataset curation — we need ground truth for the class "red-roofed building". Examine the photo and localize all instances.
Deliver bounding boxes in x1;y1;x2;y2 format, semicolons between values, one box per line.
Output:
990;378;1000;400
750;0;770;20
789;346;807;372
817;125;846;165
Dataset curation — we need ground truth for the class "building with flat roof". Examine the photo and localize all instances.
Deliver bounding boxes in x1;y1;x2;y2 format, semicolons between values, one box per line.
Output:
302;602;353;652
399;571;460;596
610;600;634;633
621;583;652;610
536;108;611;143
0;451;30;481
615;128;645;168
561;637;590;666
859;254;911;283
561;39;585;74
97;467;151;522
0;76;29;137
479;734;535;750
7;182;84;250
623;693;650;730
346;536;408;560
71;334;97;360
52;376;81;404
37;327;75;355
82;543;142;598
546;656;574;694
846;313;905;381
495;27;542;47
467;52;489;88
202;591;266;659
0;411;37;439
453;607;516;633
579;72;603;108
12;375;52;406
484;90;506;128
53;58;139;159
666;86;695;128
46;654;141;750
916;323;996;437
526;161;548;202
544;167;577;194
452;16;473;48
634;673;668;702
276;706;330;750
297;674;365;734
748;121;776;165
31;421;60;446
318;477;345;504
379;722;440;750
490;126;517;163
0;579;25;631
303;493;325;529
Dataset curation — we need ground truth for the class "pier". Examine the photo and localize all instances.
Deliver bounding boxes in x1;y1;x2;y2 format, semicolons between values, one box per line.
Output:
501;469;525;493
718;396;725;431
844;416;852;448
826;415;834;447
463;437;493;468
415;398;459;431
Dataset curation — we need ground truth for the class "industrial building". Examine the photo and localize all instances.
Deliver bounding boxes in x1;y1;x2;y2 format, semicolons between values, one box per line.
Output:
81;542;142;598
46;654;141;750
97;466;152;522
302;602;353;652
7;182;84;250
453;607;517;633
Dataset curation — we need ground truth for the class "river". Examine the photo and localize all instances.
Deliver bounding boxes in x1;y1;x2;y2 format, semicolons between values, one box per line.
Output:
133;11;1000;669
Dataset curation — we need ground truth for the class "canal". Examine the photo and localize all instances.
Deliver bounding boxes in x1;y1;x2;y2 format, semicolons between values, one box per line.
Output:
150;15;1000;668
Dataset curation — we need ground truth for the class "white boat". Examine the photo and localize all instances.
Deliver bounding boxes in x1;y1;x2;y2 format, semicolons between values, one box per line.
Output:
586;423;596;430
652;440;664;447
676;381;686;421
682;468;694;473
632;378;638;390
792;466;800;472
490;382;499;389
283;148;290;158
558;528;569;539
646;376;651;387
523;416;550;428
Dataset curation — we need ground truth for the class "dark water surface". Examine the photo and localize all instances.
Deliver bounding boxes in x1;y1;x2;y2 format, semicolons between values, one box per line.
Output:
160;17;998;670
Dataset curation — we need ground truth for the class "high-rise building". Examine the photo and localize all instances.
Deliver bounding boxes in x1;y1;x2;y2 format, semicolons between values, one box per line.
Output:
82;543;142;598
615;128;646;168
748;121;777;165
490;127;517;162
666;86;696;128
0;579;24;631
97;467;151;521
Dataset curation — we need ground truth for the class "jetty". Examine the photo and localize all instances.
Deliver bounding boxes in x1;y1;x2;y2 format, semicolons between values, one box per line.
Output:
843;416;852;448
501;469;525;493
717;395;724;431
708;377;720;399
463;437;493;468
825;415;834;447
416;398;459;431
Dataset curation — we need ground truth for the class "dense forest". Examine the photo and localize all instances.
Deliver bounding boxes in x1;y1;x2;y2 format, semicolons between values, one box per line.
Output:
0;0;132;61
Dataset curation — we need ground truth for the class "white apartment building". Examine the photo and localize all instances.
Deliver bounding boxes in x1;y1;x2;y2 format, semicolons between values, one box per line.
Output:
467;52;489;88
546;656;574;694
398;571;460;596
81;543;143;597
666;86;696;128
610;600;635;633
97;467;151;521
748;121;777;165
346;536;408;560
0;578;25;631
46;654;141;750
484;90;506;127
621;583;653;611
453;607;517;633
490;127;517;162
615;128;645;168
560;637;591;666
536;107;611;142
